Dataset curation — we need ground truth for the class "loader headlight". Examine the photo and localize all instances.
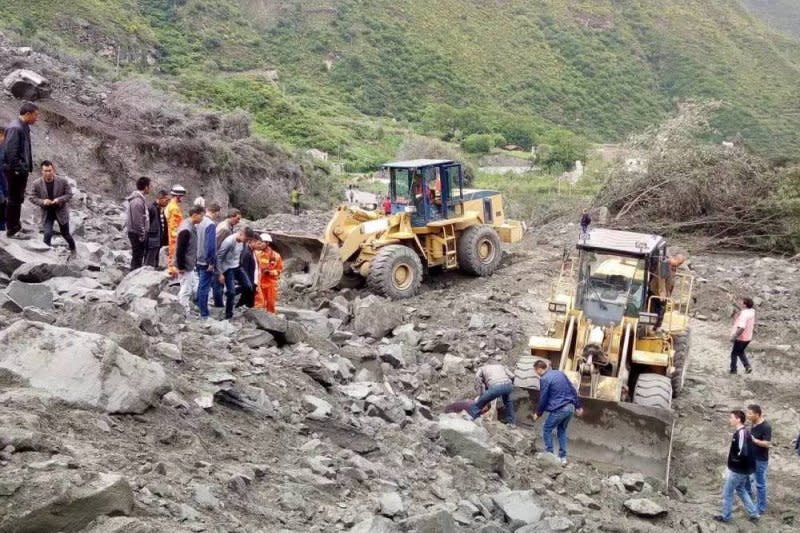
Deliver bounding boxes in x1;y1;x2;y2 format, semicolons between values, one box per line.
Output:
638;312;658;325
548;302;568;314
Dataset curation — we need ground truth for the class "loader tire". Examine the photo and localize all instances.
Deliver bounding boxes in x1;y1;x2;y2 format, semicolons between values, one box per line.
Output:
514;355;551;390
633;373;672;410
457;225;503;276
367;245;423;299
671;328;691;398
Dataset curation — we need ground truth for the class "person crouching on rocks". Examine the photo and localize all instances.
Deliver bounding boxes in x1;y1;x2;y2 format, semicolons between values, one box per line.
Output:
468;363;516;426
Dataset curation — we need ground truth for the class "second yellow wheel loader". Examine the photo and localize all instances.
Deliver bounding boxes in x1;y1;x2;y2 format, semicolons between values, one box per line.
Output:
513;228;694;485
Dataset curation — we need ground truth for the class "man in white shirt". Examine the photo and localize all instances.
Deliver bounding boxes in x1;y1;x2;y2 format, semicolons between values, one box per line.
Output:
730;297;755;374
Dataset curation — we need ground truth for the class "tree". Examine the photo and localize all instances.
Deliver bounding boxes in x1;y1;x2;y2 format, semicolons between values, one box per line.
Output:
537;128;588;170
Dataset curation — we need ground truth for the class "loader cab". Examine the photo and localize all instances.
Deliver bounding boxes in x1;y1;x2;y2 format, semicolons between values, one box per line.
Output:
384;159;463;226
575;229;664;326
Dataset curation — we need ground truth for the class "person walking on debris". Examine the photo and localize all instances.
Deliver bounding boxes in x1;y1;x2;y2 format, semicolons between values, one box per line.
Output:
347;184;354;204
125;176;151;270
165;185;186;276
730;297;756;374
579;208;591;236
175;205;204;316
468;363;516;426
290;186;302;215
532;360;583;465
715;410;759;524
255;233;283;314
145;190;170;268
3;102;38;238
745;404;771;515
195;202;221;319
0;126;8;232
30;161;76;253
217;226;255;320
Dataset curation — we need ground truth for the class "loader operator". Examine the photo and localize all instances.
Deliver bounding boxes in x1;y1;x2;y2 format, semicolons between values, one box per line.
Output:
649;253;685;328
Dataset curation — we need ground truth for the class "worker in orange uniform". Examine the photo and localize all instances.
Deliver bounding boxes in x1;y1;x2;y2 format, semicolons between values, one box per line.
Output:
165;185;186;276
254;233;283;313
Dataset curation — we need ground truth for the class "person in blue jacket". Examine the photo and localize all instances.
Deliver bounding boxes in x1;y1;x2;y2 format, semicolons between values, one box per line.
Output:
532;360;583;465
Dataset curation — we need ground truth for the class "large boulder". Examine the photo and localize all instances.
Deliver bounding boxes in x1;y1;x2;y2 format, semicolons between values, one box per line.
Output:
56;302;150;357
114;268;169;304
5;280;54;311
352;295;402;338
0;237;59;275
11;261;82;283
0;321;168;414
3;69;52;100
437;415;504;474
0;472;134;532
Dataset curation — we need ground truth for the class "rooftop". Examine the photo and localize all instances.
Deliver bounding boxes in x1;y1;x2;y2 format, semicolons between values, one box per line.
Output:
577;228;664;256
382;159;455;169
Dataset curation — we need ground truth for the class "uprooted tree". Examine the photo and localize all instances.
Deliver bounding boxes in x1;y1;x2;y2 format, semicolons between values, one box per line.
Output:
598;101;799;253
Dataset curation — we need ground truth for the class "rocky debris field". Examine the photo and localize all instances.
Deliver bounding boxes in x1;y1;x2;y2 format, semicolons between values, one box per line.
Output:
1;186;799;533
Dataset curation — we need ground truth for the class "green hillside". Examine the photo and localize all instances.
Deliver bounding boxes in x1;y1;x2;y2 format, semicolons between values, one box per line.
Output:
4;0;800;164
742;0;800;38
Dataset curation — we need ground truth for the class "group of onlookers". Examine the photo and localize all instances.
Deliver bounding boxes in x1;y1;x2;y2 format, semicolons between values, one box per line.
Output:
125;180;283;320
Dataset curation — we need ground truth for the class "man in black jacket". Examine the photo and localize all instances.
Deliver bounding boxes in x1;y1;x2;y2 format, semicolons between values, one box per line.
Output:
145;190;170;268
715;410;759;523
4;102;38;237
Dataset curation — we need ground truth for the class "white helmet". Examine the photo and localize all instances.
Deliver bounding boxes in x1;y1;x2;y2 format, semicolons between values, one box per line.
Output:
193;196;205;207
170;185;186;196
260;233;272;243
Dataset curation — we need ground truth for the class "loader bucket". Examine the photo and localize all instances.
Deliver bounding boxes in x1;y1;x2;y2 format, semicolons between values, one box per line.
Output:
267;231;344;291
510;388;675;486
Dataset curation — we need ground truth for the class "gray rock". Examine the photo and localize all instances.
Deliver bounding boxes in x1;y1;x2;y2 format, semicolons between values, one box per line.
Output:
339;382;376;400
0;237;58;275
192;484;220;511
5;280;53;311
468;314;485;330
3;68;51;100
244;308;288;335
0;472;133;532
279;306;334;338
441;354;466;375
155;342;182;362
349;515;400;533
353;295;401;338
355;368;377;382
56;302;149;357
392;323;421;346
365;395;407;425
0;292;22;313
621;472;646;492
239;329;276;349
623;498;667;518
303;395;333;420
0;321;168;414
406;509;458;532
22;306;56;324
115;268;169;303
378;344;406;368
379;491;405;517
437;415;504;474
81;517;156;533
491;490;544;526
11;261;82;283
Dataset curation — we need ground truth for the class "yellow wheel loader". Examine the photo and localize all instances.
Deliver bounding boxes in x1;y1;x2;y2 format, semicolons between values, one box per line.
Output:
513;228;694;485
272;160;525;299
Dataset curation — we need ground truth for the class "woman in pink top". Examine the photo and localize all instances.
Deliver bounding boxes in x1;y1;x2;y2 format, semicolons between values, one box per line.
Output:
730;297;755;374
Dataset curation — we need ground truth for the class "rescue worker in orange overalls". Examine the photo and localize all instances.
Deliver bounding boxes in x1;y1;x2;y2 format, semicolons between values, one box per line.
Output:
254;233;283;313
165;185;186;276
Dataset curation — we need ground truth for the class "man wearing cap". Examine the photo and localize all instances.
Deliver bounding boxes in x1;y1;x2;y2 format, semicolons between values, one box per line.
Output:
165;185;186;276
255;232;283;314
